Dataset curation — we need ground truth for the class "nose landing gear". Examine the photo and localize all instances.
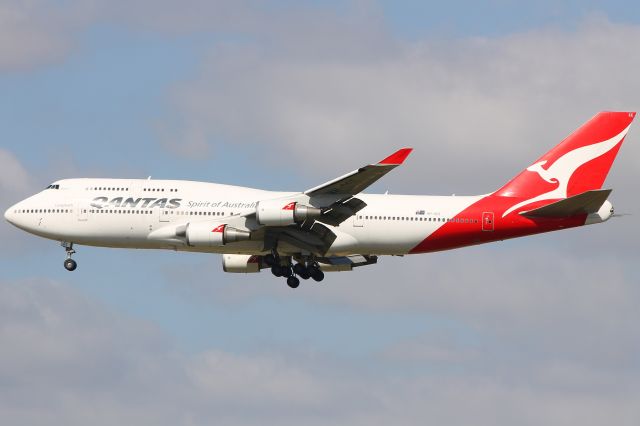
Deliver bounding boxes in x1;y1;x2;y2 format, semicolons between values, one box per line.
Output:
61;242;77;271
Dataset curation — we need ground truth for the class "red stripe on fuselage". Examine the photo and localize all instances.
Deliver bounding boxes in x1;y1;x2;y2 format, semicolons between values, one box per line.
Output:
409;195;587;254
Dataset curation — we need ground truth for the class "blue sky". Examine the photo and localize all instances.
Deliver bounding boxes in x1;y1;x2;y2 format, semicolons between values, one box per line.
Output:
1;1;640;424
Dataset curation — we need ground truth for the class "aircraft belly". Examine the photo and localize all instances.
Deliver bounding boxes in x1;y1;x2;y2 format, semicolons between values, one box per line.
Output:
334;223;427;256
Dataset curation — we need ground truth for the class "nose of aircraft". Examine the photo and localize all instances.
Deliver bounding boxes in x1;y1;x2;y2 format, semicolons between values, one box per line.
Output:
4;205;15;225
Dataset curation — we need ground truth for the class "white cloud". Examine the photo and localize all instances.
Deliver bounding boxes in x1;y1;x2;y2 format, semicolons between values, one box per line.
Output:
160;17;640;196
3;3;640;424
0;0;98;71
2;278;640;426
163;235;640;378
0;148;40;252
0;1;370;71
0;148;32;194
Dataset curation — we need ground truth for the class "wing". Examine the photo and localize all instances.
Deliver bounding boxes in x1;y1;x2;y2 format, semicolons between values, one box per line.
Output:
299;148;412;228
150;149;413;256
304;148;413;198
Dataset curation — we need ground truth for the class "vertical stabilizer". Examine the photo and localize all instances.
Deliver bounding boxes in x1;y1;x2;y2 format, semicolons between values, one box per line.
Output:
497;111;634;217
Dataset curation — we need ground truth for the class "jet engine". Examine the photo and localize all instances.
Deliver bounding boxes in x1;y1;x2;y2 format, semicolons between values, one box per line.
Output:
256;200;321;226
185;222;251;247
222;254;263;273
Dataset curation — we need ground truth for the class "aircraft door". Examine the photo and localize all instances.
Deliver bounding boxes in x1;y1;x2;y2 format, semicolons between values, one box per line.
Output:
353;213;364;227
482;212;494;231
159;208;170;222
76;201;88;221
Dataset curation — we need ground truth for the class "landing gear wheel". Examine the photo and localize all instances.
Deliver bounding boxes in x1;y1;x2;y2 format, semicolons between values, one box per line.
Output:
282;266;293;278
298;269;311;280
310;268;324;282
287;276;300;289
64;258;77;271
61;242;77;272
293;263;310;279
271;265;283;277
264;253;277;267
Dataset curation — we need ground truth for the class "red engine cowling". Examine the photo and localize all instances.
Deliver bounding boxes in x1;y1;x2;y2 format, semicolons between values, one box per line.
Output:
256;200;321;226
185;222;251;247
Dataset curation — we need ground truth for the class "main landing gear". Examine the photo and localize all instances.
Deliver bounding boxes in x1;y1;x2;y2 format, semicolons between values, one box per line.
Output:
264;252;324;289
61;242;77;271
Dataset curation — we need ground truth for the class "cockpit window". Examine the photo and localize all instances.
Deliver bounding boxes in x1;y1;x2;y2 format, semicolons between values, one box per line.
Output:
45;184;60;189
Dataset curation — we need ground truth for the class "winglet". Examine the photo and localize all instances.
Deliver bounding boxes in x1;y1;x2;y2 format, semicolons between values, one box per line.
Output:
378;148;413;165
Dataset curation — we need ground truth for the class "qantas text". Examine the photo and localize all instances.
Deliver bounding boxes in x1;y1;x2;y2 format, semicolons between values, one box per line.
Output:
91;197;182;209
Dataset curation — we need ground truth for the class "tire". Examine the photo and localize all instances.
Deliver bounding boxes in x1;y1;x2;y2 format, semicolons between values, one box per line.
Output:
311;268;324;282
64;259;77;272
287;276;300;288
271;265;282;277
299;269;311;280
293;263;306;276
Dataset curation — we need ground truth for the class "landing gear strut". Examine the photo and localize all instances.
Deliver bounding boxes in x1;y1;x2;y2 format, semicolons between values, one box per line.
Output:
62;242;77;271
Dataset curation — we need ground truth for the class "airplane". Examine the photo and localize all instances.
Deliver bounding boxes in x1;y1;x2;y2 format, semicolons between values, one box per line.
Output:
4;111;634;288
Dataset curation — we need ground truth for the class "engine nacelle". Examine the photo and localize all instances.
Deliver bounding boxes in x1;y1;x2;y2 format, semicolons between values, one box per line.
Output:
222;254;263;273
185;222;251;247
256;200;321;226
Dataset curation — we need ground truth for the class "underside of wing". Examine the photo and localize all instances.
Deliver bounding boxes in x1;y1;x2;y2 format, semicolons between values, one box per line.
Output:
316;254;378;271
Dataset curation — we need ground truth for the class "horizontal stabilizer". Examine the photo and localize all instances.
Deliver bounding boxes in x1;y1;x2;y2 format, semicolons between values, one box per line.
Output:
520;189;612;218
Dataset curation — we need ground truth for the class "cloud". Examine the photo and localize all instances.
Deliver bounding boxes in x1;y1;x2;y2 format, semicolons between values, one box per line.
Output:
159;17;640;195
0;148;32;194
2;278;640;426
0;278;336;425
0;148;40;252
162;234;640;386
3;3;640;424
0;1;369;71
0;0;97;71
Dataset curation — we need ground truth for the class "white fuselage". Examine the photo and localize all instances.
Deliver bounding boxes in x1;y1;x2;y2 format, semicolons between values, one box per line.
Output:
5;178;482;256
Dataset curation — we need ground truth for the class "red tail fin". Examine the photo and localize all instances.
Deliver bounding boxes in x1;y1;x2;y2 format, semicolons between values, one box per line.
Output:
497;111;634;200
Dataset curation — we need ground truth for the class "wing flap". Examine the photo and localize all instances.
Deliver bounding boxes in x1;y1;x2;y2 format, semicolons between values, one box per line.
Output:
316;197;367;226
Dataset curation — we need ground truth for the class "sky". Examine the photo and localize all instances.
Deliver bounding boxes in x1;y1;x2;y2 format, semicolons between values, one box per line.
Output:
1;1;640;424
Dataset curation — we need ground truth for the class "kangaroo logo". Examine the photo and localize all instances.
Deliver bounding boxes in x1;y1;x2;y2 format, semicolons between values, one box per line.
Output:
502;124;630;217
